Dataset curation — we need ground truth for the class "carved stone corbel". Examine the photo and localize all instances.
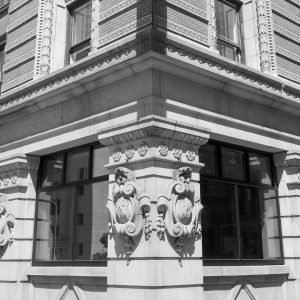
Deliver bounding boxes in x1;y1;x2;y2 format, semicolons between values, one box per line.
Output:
156;167;202;254
0;194;15;258
106;167;152;254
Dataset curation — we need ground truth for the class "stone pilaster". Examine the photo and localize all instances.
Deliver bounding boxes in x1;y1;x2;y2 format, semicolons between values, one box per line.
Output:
208;0;217;50
274;151;300;299
91;0;99;53
98;115;210;300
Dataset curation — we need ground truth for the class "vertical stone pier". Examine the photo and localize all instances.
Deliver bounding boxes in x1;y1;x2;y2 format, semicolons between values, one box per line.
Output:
98;115;210;300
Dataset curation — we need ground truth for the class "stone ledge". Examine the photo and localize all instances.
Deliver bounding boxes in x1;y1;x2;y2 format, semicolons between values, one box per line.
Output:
203;265;290;277
26;266;108;277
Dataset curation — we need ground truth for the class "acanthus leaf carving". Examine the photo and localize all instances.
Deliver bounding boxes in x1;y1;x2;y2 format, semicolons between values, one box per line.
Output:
156;167;202;254
0;194;15;258
106;167;152;254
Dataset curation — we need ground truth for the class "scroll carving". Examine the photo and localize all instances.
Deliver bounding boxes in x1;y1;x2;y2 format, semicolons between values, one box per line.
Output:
156;167;202;254
0;194;15;258
106;167;152;254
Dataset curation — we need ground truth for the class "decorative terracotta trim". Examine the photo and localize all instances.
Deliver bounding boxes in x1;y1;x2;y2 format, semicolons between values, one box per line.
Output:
3;50;35;72
273;24;300;44
272;3;300;24
167;0;207;19
2;72;34;92
5;29;36;52
7;8;38;32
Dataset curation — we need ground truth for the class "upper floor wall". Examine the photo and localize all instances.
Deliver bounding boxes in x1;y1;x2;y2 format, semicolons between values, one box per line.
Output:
0;0;299;96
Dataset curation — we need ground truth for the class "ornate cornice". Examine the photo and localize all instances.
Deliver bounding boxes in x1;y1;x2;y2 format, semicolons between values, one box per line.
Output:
0;38;299;113
98;116;210;147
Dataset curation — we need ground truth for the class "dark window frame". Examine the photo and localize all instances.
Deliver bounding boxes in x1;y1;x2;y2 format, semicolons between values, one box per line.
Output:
215;0;243;62
200;140;284;266
32;142;109;266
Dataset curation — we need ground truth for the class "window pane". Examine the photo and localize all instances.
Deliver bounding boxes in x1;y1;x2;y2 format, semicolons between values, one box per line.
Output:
249;153;272;185
72;2;91;45
221;148;245;180
41;155;64;187
216;0;238;43
238;187;281;259
74;181;108;260
66;149;89;182
0;49;4;83
34;188;74;261
93;146;109;177
199;145;217;176
217;41;236;61
201;180;238;259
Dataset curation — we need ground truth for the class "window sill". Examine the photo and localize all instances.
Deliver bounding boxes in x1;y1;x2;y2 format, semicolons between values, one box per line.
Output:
26;266;107;277
203;265;290;277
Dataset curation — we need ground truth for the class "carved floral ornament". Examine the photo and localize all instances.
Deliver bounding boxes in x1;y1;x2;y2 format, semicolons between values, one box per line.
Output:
156;167;202;254
0;194;15;258
106;167;152;254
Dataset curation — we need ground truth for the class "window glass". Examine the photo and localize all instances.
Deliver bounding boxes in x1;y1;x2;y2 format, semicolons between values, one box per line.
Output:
249;153;272;185
221;148;245;180
201;180;238;259
217;42;236;61
66;149;89;182
34;144;108;264
239;187;281;259
93;146;109;177
41;154;64;187
199;145;217;176
71;2;91;46
216;0;238;43
35;188;74;261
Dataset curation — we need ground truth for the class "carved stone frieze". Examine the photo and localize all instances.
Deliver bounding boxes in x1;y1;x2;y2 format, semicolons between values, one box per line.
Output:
156;167;202;254
106;168;152;254
40;0;54;75
158;144;168;157
0;194;15;258
256;0;271;72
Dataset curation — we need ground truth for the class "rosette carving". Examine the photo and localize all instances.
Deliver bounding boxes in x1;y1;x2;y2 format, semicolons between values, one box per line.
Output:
106;168;152;254
0;194;15;258
156;167;202;254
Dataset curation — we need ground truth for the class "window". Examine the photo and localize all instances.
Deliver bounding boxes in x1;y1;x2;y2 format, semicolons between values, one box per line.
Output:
0;39;5;94
33;143;109;265
200;142;283;264
215;0;242;62
68;1;92;63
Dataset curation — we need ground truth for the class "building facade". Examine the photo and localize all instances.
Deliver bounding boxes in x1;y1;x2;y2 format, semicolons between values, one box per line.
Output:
0;0;300;299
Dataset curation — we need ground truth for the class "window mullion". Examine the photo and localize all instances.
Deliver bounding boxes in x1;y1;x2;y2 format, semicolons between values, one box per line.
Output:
235;184;242;260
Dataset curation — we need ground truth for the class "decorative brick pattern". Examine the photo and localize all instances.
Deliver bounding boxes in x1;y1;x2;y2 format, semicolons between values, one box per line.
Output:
3;49;35;72
0;10;9;37
2;71;34;92
167;0;207;19
7;8;38;32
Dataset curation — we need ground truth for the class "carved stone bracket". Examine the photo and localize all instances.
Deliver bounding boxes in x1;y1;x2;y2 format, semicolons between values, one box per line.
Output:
156;167;202;255
106;167;152;254
0;194;15;258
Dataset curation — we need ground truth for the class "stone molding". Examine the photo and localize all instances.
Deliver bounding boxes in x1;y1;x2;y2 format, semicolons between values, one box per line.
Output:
207;0;217;49
98;116;210;148
40;0;54;75
0;193;15;258
155;15;208;45
91;0;99;52
5;29;37;52
99;15;152;47
0;37;299;112
256;0;271;72
7;8;39;33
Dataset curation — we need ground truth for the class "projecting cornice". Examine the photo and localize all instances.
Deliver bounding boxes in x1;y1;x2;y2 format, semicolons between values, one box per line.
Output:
0;37;299;118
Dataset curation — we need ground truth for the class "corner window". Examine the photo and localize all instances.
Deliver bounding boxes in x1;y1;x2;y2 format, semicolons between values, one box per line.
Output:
200;142;283;264
215;0;242;62
33;143;109;265
68;1;92;63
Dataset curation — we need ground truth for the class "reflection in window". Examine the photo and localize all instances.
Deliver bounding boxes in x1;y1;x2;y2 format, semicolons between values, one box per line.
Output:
69;1;91;63
216;0;241;62
34;144;109;265
200;142;282;262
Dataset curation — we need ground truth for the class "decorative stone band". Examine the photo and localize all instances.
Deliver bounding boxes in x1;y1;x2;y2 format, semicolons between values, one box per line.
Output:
98;115;210;147
274;151;300;190
0;155;40;192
